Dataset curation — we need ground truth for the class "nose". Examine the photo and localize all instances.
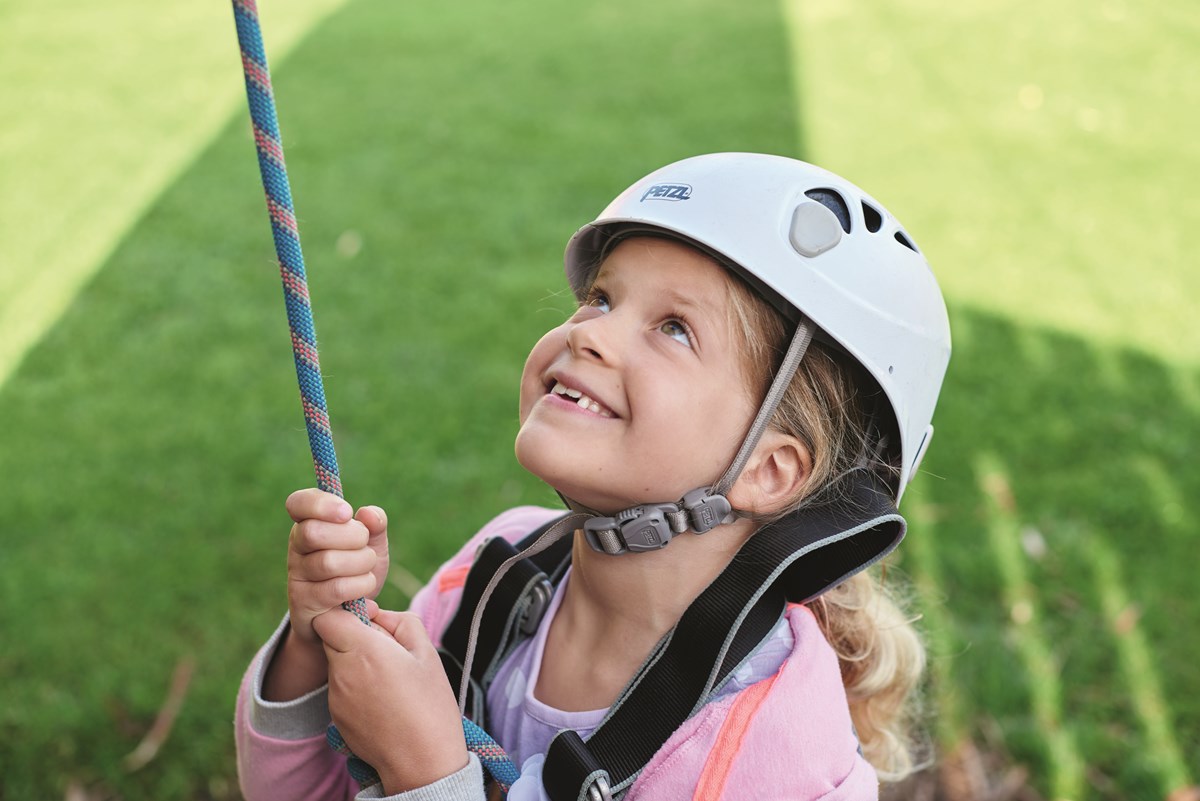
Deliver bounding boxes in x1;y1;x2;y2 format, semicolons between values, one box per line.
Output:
566;309;621;365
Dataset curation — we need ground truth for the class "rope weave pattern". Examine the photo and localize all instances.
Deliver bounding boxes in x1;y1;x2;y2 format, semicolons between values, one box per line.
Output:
231;0;519;793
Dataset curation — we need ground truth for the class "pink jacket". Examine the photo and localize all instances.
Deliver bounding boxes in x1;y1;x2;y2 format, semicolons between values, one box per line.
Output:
236;506;879;800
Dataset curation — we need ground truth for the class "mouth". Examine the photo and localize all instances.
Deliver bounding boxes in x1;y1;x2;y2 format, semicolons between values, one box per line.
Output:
547;379;617;418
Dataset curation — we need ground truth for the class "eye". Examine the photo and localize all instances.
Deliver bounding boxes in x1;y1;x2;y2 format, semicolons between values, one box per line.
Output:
584;290;610;313
660;319;693;348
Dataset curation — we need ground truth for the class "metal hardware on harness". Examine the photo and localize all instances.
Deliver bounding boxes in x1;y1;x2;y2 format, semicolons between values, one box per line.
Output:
586;775;613;801
681;489;733;534
473;535;495;561
518;577;554;635
584;504;677;554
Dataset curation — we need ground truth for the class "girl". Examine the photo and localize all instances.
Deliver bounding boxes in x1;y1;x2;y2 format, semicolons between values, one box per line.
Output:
235;153;951;800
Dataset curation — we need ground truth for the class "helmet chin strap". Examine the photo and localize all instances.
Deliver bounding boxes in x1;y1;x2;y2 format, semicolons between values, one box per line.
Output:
564;320;815;555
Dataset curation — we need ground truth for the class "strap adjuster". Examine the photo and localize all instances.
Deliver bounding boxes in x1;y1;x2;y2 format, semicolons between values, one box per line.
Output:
584;504;677;554
518;577;554;635
681;489;733;534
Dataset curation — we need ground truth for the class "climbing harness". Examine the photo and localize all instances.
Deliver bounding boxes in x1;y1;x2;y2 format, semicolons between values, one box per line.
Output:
230;0;521;792
441;470;905;800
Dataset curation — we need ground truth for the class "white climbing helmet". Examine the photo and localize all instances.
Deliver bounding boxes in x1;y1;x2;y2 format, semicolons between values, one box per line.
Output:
564;153;951;504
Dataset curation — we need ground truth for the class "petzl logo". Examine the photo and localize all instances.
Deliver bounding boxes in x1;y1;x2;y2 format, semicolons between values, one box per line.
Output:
641;183;692;202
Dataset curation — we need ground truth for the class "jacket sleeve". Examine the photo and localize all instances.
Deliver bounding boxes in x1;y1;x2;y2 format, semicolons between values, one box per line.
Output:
235;506;564;801
234;615;359;801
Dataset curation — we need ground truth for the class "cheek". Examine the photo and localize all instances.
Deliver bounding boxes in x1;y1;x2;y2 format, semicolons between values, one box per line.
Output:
518;327;567;420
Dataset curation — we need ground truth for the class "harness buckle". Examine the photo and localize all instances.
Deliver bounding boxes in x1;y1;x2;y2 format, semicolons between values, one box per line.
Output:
518;577;554;635
681;489;733;534
586;775;613;801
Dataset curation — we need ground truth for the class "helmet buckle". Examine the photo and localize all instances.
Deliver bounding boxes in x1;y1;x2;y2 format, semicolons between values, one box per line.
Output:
681;489;733;534
584;505;677;554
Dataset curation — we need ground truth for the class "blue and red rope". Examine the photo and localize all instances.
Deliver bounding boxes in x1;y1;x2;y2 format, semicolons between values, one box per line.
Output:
230;0;519;793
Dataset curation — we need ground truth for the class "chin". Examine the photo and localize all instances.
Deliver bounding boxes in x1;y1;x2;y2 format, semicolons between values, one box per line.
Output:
514;428;619;513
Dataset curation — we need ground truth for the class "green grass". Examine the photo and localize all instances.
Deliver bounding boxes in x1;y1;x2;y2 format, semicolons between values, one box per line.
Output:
2;0;1197;798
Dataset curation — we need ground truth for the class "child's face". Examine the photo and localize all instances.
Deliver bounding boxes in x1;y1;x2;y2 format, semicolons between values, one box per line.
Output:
516;237;759;514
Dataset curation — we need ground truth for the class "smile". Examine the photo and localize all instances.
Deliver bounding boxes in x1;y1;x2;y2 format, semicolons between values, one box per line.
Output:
549;380;616;418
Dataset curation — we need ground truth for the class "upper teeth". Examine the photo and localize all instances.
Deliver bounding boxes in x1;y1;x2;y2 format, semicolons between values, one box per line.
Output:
551;381;612;417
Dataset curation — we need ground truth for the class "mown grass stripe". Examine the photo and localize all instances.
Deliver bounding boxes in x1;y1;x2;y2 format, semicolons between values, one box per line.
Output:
901;495;967;749
977;454;1085;801
1094;459;1195;794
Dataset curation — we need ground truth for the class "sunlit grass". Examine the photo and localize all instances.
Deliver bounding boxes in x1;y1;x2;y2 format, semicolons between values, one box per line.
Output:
784;0;1200;367
0;0;351;388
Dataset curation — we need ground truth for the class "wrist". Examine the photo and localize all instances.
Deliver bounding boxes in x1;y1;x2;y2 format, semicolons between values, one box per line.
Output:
262;625;329;701
379;748;470;796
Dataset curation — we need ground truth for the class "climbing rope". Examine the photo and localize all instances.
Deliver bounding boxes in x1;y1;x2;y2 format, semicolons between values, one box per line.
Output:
230;1;520;793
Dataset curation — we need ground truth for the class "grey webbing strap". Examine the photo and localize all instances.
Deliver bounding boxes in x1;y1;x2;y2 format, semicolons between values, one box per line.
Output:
456;512;589;715
711;320;813;497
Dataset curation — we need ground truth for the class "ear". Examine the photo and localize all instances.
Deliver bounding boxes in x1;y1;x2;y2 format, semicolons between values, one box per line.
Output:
725;429;811;518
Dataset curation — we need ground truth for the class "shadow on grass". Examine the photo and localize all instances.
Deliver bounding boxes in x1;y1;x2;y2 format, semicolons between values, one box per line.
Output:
903;308;1199;800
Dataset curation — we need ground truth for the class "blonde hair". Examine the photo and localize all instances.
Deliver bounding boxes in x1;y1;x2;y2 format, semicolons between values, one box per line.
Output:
723;269;928;781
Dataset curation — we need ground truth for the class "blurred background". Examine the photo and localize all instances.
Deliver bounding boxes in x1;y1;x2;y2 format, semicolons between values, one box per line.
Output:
1;0;1196;798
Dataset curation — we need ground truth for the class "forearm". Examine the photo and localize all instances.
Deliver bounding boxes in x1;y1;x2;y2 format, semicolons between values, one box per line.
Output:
263;623;329;701
236;618;356;801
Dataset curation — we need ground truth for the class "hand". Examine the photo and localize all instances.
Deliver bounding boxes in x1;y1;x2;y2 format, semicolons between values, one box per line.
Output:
285;488;390;645
262;489;389;701
314;601;469;795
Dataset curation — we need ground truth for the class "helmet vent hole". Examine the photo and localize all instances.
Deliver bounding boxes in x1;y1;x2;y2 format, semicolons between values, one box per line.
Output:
805;189;851;233
862;202;883;233
894;230;918;253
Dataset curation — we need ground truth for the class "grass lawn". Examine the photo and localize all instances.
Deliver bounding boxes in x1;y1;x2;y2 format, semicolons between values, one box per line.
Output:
1;0;1196;798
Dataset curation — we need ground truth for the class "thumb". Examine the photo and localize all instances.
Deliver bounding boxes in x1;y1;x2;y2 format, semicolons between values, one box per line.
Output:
369;608;433;655
311;607;372;654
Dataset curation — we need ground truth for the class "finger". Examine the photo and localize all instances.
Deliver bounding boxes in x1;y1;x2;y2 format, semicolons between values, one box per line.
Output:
356;505;387;538
287;488;354;525
302;572;380;610
293;546;378;582
290;518;370;556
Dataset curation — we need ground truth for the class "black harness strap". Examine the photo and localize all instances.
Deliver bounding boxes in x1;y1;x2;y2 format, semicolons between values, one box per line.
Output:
542;471;904;799
435;472;903;800
438;514;574;723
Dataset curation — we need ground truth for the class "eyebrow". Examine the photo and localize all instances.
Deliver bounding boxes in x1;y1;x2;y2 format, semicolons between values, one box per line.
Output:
658;286;720;324
592;264;724;327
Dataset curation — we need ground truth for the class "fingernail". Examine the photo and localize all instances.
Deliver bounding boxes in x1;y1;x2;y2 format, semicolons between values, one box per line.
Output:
337;502;353;520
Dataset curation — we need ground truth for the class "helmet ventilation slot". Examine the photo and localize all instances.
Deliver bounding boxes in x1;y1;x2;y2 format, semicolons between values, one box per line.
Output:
804;188;851;233
894;230;918;253
862;201;883;233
